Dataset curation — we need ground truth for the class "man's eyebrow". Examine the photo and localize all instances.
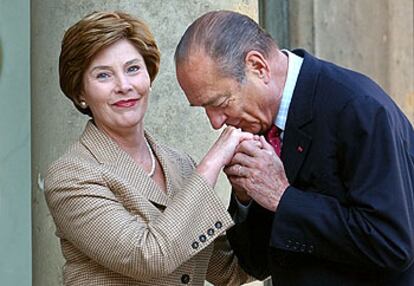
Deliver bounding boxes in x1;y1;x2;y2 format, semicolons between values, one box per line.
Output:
196;92;230;107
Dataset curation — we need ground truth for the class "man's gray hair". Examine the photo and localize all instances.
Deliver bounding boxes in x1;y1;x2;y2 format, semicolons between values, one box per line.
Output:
174;10;277;82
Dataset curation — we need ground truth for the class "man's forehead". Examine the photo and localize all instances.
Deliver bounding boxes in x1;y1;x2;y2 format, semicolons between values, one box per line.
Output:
177;55;215;87
180;51;215;72
176;51;233;106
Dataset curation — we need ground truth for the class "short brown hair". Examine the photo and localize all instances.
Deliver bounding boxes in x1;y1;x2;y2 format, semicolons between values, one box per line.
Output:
59;11;161;116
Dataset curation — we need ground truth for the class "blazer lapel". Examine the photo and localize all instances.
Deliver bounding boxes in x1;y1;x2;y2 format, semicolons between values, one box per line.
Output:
282;50;320;183
79;121;170;207
145;131;182;200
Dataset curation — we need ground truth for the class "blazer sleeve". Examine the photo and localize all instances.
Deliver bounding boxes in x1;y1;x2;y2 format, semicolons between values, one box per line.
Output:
271;95;414;271
44;156;234;281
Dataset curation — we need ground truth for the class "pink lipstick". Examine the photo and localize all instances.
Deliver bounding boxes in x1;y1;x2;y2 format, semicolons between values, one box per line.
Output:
113;99;138;108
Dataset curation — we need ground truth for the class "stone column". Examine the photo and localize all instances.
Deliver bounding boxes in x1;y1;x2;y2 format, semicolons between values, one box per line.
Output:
289;0;413;122
0;1;31;285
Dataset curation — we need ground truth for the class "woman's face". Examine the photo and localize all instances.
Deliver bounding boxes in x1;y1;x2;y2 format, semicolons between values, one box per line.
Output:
81;39;151;135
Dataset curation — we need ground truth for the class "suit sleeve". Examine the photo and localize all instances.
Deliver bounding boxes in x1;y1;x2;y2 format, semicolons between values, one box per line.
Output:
205;233;255;285
271;96;414;271
226;194;273;280
44;156;234;281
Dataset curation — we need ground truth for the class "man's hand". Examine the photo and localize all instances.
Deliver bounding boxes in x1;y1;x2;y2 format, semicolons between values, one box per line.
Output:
224;136;289;212
197;126;255;187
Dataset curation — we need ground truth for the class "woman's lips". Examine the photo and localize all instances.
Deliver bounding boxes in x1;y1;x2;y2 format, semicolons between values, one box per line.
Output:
113;98;139;108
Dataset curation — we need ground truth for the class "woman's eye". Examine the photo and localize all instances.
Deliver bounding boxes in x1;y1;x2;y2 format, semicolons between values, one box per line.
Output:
96;72;110;80
127;65;140;73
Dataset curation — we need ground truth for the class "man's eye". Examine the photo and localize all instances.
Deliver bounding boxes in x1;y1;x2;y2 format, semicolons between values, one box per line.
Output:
219;99;229;107
96;72;110;79
127;65;140;73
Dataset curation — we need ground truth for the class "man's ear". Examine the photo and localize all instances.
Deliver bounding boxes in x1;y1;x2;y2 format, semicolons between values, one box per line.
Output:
245;50;271;83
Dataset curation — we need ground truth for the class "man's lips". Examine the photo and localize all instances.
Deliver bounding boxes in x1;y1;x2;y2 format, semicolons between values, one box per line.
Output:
113;98;139;108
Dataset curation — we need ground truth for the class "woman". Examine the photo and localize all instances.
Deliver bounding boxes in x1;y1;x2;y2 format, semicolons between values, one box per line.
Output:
45;11;254;286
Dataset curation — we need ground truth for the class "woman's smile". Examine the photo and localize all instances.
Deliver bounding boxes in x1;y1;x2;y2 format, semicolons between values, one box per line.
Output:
113;98;139;108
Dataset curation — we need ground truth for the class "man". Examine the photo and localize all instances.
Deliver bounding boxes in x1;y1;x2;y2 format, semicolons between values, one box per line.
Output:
174;10;414;286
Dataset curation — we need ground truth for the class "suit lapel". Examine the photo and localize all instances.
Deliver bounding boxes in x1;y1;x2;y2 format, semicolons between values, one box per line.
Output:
282;50;320;183
282;125;312;183
79;121;172;207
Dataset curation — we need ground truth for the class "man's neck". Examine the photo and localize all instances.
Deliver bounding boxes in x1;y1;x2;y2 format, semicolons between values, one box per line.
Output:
269;49;289;128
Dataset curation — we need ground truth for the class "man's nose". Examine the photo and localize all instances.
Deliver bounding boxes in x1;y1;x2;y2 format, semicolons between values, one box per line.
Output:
206;108;227;129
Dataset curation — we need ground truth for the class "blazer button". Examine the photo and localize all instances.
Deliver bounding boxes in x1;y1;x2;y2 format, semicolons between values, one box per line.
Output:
214;221;223;229
207;228;215;236
181;274;190;284
300;244;306;252
191;241;199;249
199;234;207;242
308;245;314;253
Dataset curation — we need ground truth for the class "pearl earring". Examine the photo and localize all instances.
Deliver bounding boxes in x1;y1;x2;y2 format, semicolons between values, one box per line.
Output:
79;101;87;109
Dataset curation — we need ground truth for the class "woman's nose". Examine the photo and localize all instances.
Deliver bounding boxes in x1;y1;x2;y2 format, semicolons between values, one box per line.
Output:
115;74;133;94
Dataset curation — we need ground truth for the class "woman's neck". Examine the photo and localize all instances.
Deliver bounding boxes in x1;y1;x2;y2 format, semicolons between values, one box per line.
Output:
97;122;147;161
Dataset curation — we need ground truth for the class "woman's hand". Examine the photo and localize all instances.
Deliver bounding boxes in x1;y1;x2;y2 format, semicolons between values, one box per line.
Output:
196;126;258;187
206;127;257;167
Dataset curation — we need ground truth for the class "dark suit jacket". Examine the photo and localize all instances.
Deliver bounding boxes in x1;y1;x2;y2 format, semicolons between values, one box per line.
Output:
228;50;414;285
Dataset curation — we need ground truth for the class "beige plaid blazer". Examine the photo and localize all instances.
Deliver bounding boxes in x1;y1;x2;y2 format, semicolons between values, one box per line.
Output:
45;121;251;286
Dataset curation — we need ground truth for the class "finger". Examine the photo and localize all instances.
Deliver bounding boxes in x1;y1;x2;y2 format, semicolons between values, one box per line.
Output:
227;176;248;190
226;175;242;187
237;130;255;141
223;165;234;176
223;127;254;144
229;152;261;168
253;134;261;141
259;135;275;153
240;133;260;143
224;164;244;177
224;164;252;177
235;140;263;157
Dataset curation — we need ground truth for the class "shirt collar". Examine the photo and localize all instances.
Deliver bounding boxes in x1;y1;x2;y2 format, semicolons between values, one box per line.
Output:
274;50;304;131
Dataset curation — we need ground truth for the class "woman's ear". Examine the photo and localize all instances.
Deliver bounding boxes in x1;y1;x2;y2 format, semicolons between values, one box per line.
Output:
78;90;86;103
77;92;88;109
244;50;271;83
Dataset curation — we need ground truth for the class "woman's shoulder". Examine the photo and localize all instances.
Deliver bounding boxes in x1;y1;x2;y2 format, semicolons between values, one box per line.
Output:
45;140;101;188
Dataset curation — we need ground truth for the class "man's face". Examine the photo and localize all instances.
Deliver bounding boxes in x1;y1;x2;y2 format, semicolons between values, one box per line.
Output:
176;53;274;134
